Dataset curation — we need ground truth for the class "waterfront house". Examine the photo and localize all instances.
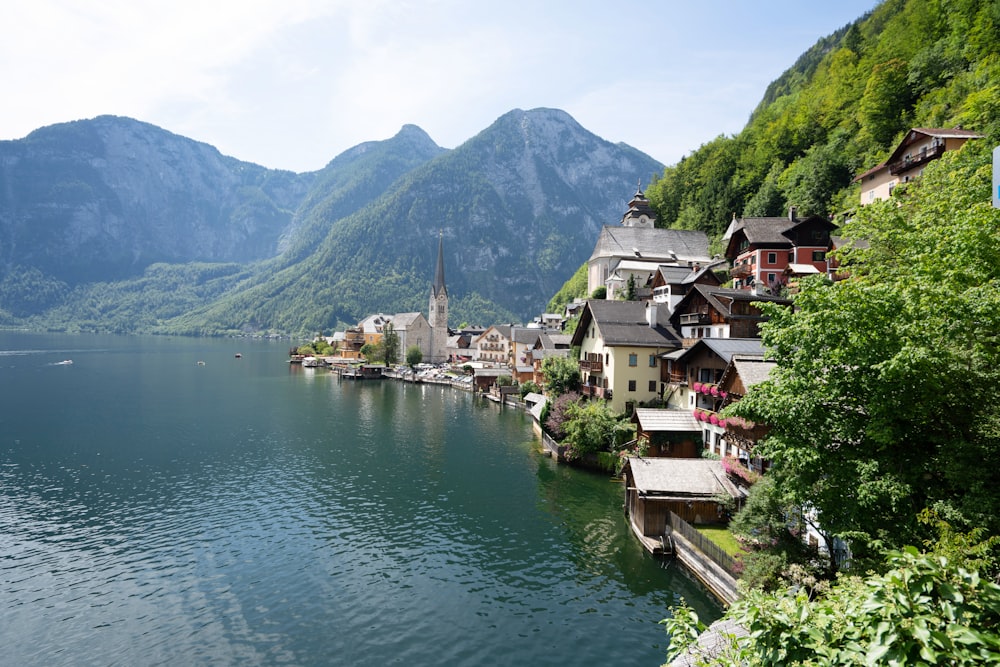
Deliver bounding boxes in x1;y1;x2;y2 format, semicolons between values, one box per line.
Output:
473;325;512;365
723;208;836;293
623;457;745;531
570;300;682;414
669;284;790;345
359;313;393;346
587;186;712;298
632;408;701;458
853;127;983;205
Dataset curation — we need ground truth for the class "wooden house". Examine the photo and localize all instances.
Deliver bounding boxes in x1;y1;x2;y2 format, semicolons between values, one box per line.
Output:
632;408;701;457
669;284;790;345
623;457;745;536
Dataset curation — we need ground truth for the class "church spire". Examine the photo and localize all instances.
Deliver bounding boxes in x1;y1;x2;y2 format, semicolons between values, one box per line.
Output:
432;230;447;298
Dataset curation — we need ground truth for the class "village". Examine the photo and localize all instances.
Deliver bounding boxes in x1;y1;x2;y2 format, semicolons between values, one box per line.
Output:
287;127;983;606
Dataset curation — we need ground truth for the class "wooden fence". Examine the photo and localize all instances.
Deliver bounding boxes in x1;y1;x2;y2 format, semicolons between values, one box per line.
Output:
669;512;739;578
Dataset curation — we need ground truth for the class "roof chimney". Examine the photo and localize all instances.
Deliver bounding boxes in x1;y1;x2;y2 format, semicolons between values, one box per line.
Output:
788;206;797;221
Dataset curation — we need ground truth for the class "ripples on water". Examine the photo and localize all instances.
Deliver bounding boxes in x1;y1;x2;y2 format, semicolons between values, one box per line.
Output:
0;334;721;666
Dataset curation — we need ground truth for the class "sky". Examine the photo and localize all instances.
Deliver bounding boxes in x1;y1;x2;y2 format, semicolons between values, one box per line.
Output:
2;1;881;173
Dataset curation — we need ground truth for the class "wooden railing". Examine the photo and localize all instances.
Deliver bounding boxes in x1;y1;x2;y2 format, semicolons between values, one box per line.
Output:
669;512;739;578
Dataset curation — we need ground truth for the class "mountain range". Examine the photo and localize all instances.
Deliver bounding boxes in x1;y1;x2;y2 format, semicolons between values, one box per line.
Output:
0;109;662;334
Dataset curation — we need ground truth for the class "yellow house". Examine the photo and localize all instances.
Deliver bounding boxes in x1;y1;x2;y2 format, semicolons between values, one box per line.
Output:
569;300;682;414
853;127;982;205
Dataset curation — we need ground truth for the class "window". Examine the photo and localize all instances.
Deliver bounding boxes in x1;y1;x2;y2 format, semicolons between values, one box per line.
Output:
628;353;637;367
767;252;777;264
648;354;657;368
812;250;825;262
628;380;636;392
648;380;657;392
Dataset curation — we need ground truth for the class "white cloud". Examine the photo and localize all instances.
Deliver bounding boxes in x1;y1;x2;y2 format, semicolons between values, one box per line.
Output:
0;0;880;171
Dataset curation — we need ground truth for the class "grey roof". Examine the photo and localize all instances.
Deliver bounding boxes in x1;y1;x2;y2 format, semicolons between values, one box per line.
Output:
626;458;743;499
391;312;425;328
511;327;542;345
700;338;765;362
584;300;681;348
589;226;711;263
634;408;699;433
731;356;776;388
539;333;572;349
673;284;790;326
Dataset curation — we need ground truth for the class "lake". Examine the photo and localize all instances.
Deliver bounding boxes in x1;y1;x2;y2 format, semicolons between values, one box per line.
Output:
0;333;721;666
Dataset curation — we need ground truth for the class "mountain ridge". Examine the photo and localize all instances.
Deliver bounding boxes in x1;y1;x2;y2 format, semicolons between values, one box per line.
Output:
0;108;662;333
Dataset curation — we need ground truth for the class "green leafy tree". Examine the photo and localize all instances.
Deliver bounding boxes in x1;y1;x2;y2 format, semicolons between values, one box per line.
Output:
405;345;423;368
590;286;606;300
727;140;1000;566
623;273;637;301
561;400;631;460
540;355;581;397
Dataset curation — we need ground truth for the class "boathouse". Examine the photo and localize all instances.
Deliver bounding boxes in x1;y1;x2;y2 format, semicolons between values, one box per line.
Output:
623;457;745;536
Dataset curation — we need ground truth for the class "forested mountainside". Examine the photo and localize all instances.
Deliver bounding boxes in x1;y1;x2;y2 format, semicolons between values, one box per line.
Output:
643;0;999;237
0;109;662;334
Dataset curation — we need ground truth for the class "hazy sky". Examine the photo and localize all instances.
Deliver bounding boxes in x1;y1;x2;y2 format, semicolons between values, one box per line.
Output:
2;1;880;173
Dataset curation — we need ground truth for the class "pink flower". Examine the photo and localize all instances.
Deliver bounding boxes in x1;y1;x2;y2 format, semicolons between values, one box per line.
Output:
709;414;719;425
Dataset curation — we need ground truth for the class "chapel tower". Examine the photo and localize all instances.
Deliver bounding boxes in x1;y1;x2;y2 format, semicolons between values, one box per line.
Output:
428;232;448;363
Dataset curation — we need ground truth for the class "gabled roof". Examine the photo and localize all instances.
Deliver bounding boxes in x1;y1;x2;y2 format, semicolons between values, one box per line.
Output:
854;127;983;180
633;408;699;433
730;355;776;389
589;226;711;264
571;300;681;349
391;312;426;329
670;285;791;330
669;338;765;365
724;213;835;259
625;457;744;500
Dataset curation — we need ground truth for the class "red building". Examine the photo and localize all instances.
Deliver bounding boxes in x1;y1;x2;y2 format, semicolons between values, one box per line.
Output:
723;207;836;293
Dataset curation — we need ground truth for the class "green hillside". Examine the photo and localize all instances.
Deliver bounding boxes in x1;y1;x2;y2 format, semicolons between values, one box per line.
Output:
645;0;1000;232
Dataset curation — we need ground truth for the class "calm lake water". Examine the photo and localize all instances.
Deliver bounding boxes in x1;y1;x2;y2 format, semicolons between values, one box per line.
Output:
0;333;721;666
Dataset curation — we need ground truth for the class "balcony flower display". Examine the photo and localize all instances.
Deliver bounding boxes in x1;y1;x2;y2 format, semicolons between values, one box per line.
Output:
709;385;720;397
692;382;703;393
709;413;719;425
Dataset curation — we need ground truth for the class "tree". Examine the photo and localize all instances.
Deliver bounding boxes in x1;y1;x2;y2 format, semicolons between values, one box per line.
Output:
540;355;581;397
405;345;423;368
382;321;400;365
623;273;637;301
727;140;1000;565
561;400;632;460
590;286;606;300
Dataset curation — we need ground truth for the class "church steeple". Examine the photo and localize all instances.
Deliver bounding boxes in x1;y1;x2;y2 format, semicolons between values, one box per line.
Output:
620;181;656;228
428;231;448;363
432;231;447;298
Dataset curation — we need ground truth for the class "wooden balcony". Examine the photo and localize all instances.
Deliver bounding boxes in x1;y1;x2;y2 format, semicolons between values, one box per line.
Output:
580;384;609;399
579;358;603;372
730;264;753;279
679;311;710;326
888;143;944;175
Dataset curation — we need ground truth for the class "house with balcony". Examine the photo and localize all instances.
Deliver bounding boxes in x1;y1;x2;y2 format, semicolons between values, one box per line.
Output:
853;127;983;205
723;207;836;292
569;300;682;414
661;338;765;454
669;284;790;345
473;325;512;365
